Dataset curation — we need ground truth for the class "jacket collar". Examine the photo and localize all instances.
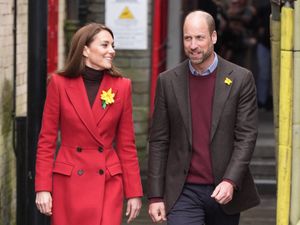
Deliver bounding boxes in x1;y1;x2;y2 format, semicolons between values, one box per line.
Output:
171;60;192;145
65;74;118;145
171;56;234;144
210;56;233;141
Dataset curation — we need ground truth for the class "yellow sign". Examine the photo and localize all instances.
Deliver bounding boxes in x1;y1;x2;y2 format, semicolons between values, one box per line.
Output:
119;6;134;19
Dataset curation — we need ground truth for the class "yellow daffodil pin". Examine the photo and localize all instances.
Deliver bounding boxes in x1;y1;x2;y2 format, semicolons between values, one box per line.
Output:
100;88;115;109
224;77;232;86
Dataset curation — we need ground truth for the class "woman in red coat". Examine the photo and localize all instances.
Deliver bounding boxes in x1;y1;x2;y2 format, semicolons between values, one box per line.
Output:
35;23;143;225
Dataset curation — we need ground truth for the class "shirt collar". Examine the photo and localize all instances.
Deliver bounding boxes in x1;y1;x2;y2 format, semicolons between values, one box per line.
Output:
189;52;218;76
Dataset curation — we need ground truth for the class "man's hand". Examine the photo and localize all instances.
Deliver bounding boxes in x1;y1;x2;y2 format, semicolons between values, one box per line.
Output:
126;197;142;223
148;202;167;223
211;180;234;204
35;191;52;216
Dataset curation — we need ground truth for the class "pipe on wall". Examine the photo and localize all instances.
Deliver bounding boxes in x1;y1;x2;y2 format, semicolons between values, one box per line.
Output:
27;0;49;224
150;0;168;114
12;0;17;152
276;4;294;225
290;0;300;224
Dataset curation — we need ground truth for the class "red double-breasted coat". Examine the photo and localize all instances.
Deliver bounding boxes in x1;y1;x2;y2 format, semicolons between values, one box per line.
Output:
35;73;143;225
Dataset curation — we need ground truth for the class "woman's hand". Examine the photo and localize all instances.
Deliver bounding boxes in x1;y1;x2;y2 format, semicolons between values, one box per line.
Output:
126;197;142;223
35;191;52;216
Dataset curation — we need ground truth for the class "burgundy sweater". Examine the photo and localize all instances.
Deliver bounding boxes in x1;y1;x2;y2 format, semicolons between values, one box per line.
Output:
186;70;217;184
150;70;218;203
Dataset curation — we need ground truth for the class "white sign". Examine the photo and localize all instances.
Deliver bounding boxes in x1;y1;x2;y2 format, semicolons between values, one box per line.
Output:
105;0;148;50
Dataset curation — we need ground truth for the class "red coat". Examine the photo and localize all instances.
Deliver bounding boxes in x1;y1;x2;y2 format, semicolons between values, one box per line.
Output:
35;73;143;225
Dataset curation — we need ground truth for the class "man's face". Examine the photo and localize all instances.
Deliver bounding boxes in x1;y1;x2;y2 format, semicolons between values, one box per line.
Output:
183;17;217;67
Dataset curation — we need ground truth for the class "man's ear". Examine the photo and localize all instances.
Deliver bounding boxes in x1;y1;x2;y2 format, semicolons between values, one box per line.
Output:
83;46;89;57
212;31;217;45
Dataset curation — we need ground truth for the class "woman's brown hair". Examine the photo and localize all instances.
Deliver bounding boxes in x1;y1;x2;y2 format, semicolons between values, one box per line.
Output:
58;23;122;77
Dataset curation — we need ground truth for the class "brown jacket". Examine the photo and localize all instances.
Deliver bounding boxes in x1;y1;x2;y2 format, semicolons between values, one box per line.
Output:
148;56;260;215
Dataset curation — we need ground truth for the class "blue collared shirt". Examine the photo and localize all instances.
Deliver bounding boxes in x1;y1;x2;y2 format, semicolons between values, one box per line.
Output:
189;52;218;76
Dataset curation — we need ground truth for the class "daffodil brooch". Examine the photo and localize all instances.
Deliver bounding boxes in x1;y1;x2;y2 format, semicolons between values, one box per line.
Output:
224;77;232;86
100;88;115;109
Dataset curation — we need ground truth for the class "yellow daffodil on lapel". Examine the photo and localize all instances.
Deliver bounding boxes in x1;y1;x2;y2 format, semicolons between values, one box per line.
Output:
100;88;115;109
224;77;233;86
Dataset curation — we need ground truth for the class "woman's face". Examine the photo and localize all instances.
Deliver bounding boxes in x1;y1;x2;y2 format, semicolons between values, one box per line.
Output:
83;30;115;70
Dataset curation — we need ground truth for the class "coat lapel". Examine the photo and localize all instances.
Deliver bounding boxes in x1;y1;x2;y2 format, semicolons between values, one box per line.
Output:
171;60;192;145
65;76;103;145
210;57;234;141
92;74;118;126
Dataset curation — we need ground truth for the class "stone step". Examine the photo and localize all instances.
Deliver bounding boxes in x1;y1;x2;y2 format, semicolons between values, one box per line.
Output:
258;123;274;135
257;131;274;139
250;154;276;193
253;137;276;158
250;159;276;179
258;110;274;122
255;178;277;195
250;157;277;195
240;195;276;225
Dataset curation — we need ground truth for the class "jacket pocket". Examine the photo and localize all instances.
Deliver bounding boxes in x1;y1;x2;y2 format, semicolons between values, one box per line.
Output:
53;161;74;176
107;164;123;176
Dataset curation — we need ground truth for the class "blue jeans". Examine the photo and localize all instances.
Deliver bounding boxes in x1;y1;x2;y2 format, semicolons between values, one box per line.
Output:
167;184;240;225
256;43;271;106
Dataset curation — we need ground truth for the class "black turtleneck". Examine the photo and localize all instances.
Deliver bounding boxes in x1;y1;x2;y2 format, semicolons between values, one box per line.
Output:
82;66;104;107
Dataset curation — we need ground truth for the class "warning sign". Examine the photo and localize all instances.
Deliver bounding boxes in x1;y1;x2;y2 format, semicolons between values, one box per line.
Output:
119;6;134;20
105;0;148;50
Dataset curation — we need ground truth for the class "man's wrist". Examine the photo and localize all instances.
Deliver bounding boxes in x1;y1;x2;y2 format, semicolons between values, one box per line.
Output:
223;179;237;190
149;197;164;204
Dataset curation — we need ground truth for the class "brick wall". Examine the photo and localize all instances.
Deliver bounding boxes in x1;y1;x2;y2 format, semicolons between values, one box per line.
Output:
0;0;16;224
15;0;28;117
0;0;15;221
0;0;93;224
0;0;28;224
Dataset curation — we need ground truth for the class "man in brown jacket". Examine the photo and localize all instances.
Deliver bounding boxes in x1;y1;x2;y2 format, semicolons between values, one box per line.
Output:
147;10;260;225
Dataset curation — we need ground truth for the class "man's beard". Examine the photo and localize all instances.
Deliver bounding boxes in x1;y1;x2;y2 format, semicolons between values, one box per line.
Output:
188;47;213;65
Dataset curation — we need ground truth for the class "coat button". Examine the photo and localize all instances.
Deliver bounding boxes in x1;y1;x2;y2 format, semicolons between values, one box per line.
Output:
98;169;104;175
98;146;103;152
76;147;82;152
77;169;84;176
